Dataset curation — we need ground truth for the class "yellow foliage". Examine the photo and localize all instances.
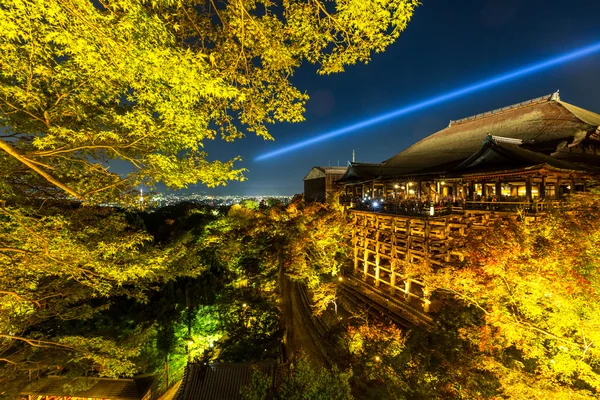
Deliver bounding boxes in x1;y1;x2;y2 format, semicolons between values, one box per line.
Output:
0;0;418;202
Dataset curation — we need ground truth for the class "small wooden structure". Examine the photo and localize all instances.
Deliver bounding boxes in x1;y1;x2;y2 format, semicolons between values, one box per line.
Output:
338;93;600;321
303;166;347;202
175;362;277;400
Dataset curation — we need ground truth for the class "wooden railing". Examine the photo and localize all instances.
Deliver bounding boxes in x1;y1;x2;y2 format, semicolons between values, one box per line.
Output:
463;200;561;213
344;200;562;216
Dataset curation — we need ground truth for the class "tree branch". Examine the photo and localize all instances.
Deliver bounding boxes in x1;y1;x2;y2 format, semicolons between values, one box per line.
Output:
0;290;42;307
0;138;82;199
83;177;131;197
0;247;30;254
0;335;75;350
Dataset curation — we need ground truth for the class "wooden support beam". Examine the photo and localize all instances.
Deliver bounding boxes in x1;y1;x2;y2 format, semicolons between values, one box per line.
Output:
526;177;532;202
375;254;380;287
423;287;431;313
363;254;368;280
404;280;411;303
353;246;359;274
390;261;396;295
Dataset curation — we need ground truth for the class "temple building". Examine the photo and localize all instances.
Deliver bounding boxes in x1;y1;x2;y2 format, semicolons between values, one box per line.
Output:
336;93;600;324
303;166;347;202
339;92;600;211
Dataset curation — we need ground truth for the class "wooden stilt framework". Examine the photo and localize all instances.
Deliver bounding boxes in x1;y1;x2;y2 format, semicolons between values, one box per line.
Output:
349;209;538;317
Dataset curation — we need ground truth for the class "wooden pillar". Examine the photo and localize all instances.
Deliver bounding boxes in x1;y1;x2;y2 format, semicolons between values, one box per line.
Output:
362;215;368;280
556;177;562;199
526;177;532;202
390;217;396;294
417;179;422;200
570;178;575;195
540;176;546;199
390;261;396;295
469;182;476;200
423;287;431;313
404;279;411;303
375;254;380;287
495;181;502;199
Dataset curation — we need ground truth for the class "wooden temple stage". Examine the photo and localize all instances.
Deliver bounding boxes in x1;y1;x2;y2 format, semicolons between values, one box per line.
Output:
335;92;600;326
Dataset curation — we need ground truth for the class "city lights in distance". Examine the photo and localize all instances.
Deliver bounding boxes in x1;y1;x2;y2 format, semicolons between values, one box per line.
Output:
255;40;600;161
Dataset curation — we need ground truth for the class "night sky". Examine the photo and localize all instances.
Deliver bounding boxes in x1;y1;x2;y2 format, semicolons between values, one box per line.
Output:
197;0;600;196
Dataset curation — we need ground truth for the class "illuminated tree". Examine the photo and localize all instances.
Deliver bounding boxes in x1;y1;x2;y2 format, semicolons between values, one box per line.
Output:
1;0;419;391
345;322;408;398
1;0;418;202
0;203;203;394
415;191;600;398
206;200;350;316
283;200;351;314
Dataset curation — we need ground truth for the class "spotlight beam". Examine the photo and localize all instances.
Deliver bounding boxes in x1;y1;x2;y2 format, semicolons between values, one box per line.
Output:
255;40;600;161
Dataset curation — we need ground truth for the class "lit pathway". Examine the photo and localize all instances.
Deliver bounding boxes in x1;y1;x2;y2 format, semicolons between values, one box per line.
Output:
157;380;181;400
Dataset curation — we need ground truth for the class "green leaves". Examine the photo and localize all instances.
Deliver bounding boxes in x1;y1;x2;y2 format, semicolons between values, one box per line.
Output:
1;0;417;201
0;204;204;390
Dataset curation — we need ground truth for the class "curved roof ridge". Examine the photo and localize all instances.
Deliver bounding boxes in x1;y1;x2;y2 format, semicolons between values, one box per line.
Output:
557;100;600;128
448;92;557;127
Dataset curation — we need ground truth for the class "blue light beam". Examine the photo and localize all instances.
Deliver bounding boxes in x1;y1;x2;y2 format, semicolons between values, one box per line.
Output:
255;40;600;161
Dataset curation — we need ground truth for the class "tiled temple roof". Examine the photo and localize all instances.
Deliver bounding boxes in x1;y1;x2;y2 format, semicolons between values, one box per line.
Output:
452;136;592;176
339;93;600;182
21;376;154;400
175;362;277;400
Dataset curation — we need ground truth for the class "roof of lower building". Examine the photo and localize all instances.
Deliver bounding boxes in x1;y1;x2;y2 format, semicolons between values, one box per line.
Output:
303;166;348;181
20;376;155;400
175;362;277;400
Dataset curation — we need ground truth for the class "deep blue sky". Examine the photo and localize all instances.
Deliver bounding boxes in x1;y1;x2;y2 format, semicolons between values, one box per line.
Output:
196;0;600;196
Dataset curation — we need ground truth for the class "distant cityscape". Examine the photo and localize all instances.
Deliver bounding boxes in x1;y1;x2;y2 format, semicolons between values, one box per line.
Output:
148;192;294;208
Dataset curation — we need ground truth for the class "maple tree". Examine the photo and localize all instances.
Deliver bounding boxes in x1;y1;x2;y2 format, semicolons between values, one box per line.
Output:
0;0;419;392
205;199;350;314
0;202;204;394
1;0;418;202
411;191;600;398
